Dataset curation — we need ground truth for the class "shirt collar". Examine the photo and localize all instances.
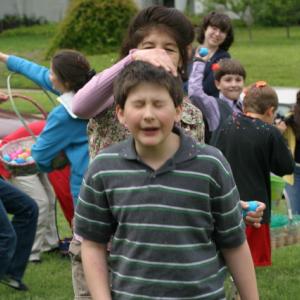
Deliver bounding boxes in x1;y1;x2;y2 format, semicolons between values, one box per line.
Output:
219;93;243;113
56;91;78;119
119;126;199;166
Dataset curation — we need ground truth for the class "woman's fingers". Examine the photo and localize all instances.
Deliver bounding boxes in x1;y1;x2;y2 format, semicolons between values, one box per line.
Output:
132;49;177;76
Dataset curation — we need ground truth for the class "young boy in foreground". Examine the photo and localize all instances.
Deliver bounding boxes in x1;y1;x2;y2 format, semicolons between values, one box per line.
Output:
75;61;259;300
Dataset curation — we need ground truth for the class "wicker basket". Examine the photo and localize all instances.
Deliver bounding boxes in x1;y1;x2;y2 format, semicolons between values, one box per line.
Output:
0;136;38;176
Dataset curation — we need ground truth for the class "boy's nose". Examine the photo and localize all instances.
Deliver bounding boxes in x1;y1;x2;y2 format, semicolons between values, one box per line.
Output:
143;106;155;120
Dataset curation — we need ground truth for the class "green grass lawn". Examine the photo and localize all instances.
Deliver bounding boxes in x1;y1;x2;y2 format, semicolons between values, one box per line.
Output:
231;26;300;87
1;23;300;299
1;24;300;90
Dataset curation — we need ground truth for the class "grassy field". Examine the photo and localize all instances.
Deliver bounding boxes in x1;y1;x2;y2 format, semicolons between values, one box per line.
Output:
1;24;300;299
0;24;300;90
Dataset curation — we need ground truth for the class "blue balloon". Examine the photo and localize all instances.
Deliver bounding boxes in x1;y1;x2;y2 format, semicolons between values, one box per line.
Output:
199;47;209;57
242;201;259;217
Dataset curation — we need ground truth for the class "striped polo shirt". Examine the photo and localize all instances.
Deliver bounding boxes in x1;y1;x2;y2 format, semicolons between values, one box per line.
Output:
75;128;245;300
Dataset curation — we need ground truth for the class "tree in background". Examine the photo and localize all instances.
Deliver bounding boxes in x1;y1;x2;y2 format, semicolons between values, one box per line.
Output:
255;0;300;38
46;0;137;57
203;0;300;40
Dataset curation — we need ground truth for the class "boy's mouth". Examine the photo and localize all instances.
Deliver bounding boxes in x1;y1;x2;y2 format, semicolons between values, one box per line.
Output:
141;127;159;135
143;127;158;130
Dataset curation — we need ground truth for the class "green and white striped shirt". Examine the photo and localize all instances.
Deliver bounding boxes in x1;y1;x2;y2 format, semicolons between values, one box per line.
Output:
75;128;245;300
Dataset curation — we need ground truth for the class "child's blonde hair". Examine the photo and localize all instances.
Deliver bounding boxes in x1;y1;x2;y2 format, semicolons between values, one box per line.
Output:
243;81;278;114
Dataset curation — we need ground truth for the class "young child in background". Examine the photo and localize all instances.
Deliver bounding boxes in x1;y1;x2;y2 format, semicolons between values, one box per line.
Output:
188;58;245;144
0;50;94;261
215;82;294;266
185;11;234;97
75;60;259;300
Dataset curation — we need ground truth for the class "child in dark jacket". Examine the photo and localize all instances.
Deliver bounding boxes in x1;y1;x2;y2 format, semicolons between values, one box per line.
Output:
215;81;294;266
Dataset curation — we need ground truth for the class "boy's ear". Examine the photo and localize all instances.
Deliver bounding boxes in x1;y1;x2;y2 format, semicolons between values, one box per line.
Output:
265;106;276;117
116;105;126;125
214;80;221;91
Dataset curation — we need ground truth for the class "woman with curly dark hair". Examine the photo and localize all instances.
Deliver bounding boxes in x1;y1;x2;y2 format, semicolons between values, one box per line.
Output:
188;11;234;97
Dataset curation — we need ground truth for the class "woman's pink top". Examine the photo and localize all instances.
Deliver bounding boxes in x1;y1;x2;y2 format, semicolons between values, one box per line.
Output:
72;54;133;118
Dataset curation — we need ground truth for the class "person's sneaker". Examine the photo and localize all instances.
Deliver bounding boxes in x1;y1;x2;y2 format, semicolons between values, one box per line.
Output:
59;238;71;257
0;276;28;291
29;258;42;264
29;252;41;263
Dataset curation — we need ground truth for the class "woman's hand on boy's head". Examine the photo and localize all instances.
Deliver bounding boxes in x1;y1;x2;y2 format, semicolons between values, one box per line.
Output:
240;200;265;228
132;49;178;77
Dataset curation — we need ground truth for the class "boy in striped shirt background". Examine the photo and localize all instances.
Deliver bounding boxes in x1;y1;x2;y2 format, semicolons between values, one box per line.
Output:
75;61;258;300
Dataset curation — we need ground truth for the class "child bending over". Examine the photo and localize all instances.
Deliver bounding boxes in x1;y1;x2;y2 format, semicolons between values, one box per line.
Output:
215;81;294;266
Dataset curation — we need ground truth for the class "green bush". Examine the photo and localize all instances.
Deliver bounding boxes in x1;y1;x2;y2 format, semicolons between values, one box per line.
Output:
0;23;57;37
46;0;137;57
0;14;48;33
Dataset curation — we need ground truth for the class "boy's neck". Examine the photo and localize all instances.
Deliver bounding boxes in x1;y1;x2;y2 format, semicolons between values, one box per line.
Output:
244;112;265;122
135;132;180;170
219;93;240;102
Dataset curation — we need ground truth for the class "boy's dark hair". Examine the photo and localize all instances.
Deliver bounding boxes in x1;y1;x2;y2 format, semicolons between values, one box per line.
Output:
114;61;183;109
213;58;246;81
243;82;278;114
197;11;234;51
120;5;194;81
51;49;96;92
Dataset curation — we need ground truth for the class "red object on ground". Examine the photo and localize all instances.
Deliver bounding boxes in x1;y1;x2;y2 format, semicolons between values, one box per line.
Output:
0;120;74;226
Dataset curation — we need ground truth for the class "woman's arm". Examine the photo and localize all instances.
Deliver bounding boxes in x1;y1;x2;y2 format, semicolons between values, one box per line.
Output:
188;61;220;131
222;241;259;300
72;48;179;119
81;240;111;300
31;110;85;172
72;54;134;118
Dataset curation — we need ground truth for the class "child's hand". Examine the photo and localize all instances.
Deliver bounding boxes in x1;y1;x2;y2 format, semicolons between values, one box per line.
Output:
132;49;177;77
194;46;210;62
0;91;8;103
0;52;9;63
240;200;265;228
274;119;287;134
51;151;69;169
